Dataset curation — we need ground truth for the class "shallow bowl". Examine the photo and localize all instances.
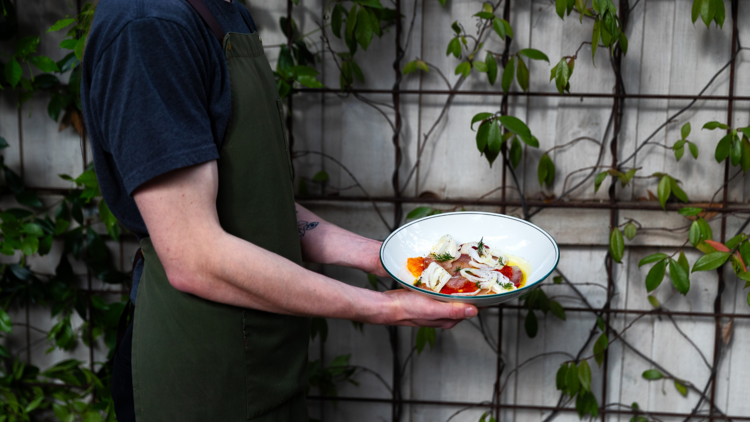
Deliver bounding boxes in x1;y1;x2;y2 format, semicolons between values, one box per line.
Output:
380;212;560;306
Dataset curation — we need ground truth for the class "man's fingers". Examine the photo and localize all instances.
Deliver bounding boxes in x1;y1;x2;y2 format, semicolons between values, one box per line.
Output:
444;303;477;319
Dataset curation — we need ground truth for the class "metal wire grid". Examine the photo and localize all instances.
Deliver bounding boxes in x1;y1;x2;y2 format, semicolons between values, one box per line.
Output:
285;0;749;421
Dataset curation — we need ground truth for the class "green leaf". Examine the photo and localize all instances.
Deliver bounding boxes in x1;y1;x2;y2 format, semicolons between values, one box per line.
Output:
681;122;691;140
669;258;690;295
538;154;552;187
492;18;506;40
5;58;22;88
22;223;44;237
624;222;637;240
639;253;668;267
497;116;531;140
715;134;732;162
16;191;44;208
648;295;661;308
476;120;490;152
83;411;103;422
697;217;713;242
416;327;436;354
594;171;608;193
593;333;607;367
642;369;663;380
502;57;515;93
455;62;471;77
451;20;461;34
0;308;11;333
556;363;568;390
609;228;624;263
29;55;60;72
473;11;495;20
486;52;498;85
692;0;701;23
730;135;742;166
674;380;688;397
471;113;494;131
74;37;86;61
670;178;688;203
566;362;580;395
48;18;76;33
700;0;716;28
354;7;374;50
519;134;539;148
657;176;671;210
297;75;325;88
518;48;549;63
692;251;730;272
406;207;434;221
679;207;703;216
346;5;359;39
312;171;329;182
21;235;39;256
674;145;685;161
516;57;529;92
578;360;592;392
741;137;750;173
354;0;384;9
446;37;461;58
502;19;514;38
556;0;567;18
618;32;628;54
0;137;8;150
509;137;522;169
554;59;569;94
473;60;488;73
689;142;699;159
678;251;690;274
416;60;429;72
487;120;503;154
645;260;667;292
402;60;417;75
740;241;750;268
703;121;730;130
591;18;600;63
714;0;725;27
331;4;345;38
549;300;566;321
524;310;538;338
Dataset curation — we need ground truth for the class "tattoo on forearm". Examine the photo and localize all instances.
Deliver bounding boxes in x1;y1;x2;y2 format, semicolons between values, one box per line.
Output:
298;220;319;237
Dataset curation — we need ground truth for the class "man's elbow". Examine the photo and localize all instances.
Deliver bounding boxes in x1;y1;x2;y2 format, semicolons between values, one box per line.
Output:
163;259;210;296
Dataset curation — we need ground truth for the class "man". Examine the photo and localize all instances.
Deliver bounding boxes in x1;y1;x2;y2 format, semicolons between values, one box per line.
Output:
81;0;477;420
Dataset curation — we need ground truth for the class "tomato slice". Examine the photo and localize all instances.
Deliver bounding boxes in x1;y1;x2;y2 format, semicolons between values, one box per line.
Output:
407;257;425;277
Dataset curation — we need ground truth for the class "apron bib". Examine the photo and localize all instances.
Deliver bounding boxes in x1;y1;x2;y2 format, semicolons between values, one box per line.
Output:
130;3;310;420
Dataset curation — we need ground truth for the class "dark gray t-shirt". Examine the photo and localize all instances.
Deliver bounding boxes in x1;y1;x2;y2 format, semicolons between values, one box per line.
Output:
81;0;256;301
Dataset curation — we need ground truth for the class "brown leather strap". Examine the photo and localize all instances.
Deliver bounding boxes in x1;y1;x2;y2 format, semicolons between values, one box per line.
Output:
184;0;225;42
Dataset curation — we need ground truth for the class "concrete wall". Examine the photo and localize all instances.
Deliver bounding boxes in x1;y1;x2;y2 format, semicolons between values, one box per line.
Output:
1;0;749;421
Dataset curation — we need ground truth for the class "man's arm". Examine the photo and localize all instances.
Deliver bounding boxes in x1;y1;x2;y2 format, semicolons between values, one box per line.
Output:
133;161;477;328
295;204;386;277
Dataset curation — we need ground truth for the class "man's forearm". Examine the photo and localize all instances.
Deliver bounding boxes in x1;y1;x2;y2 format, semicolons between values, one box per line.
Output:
295;203;384;276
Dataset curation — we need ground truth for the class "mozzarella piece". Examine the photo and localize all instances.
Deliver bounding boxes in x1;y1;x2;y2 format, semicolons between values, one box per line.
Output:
419;262;452;293
430;235;459;259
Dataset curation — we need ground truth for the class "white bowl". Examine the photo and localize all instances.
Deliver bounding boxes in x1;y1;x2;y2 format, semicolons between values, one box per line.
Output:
380;212;559;306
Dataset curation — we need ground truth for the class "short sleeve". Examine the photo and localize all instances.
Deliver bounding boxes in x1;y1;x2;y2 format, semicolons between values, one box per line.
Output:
88;17;221;194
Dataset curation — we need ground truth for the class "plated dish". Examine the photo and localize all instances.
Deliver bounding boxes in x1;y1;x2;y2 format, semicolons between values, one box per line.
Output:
407;235;531;296
380;212;559;306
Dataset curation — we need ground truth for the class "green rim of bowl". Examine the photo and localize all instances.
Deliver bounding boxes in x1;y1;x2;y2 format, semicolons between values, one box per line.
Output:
380;211;560;300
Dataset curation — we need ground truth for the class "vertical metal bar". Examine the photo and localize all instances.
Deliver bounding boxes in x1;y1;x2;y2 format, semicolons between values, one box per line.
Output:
495;1;512;419
710;2;738;420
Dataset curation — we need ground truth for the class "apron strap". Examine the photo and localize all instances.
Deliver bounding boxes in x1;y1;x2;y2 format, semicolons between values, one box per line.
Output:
114;248;144;356
184;0;225;42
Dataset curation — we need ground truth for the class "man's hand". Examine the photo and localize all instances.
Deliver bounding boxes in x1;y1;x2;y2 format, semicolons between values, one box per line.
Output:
133;161;476;327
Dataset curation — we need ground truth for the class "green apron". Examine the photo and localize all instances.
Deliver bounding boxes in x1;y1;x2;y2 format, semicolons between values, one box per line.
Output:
131;3;310;420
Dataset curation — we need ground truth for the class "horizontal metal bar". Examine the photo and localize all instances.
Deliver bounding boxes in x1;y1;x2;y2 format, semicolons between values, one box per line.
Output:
307;396;749;420
295;87;750;101
298;195;750;213
500;305;750;319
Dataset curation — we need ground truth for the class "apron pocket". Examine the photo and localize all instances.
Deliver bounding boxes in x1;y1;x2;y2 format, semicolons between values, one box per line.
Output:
275;98;294;181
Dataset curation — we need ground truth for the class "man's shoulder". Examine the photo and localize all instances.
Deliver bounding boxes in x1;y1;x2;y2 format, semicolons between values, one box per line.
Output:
95;0;200;33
